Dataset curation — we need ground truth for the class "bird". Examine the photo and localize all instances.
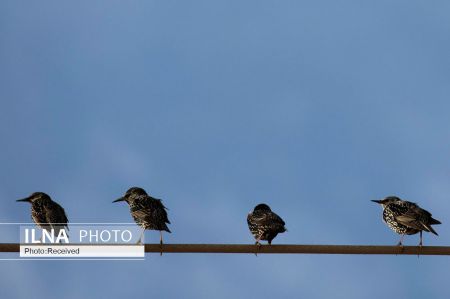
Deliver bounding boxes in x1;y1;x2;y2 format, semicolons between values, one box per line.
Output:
17;192;69;242
247;203;286;254
371;196;441;246
113;187;171;254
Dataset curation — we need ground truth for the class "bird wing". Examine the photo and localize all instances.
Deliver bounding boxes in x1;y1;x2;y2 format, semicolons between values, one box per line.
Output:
45;202;69;230
395;215;427;231
150;199;170;224
250;211;285;228
268;212;286;227
131;196;171;230
248;211;268;225
31;203;47;227
394;203;435;233
130;196;152;219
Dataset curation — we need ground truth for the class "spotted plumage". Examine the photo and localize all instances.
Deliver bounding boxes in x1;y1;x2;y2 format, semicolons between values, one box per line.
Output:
17;192;69;240
247;203;286;245
114;187;170;251
372;196;441;246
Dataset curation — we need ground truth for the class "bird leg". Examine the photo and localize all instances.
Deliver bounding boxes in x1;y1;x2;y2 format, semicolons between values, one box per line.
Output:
397;234;404;247
40;227;50;243
254;238;262;256
53;227;67;244
160;231;163;256
395;234;406;254
136;228;145;245
417;231;423;258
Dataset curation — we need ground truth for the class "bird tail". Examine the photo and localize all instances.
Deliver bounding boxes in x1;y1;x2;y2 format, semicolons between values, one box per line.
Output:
164;225;171;233
424;224;439;236
430;217;441;225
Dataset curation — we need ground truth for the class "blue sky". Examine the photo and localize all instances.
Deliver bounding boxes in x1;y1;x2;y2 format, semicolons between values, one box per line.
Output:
1;1;450;298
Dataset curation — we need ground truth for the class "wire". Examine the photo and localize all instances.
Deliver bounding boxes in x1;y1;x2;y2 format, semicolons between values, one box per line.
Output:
1;243;449;255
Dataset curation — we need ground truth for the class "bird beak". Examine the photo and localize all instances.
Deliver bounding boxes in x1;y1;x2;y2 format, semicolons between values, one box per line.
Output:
371;200;382;204
113;197;125;203
17;197;31;202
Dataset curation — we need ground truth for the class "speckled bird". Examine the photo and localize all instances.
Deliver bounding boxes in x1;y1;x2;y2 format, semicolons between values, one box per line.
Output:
247;203;286;249
372;196;441;246
114;187;171;251
17;192;69;241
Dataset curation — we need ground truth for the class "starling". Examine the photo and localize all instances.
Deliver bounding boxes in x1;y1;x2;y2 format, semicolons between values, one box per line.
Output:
17;192;69;242
372;196;441;246
114;187;171;253
247;203;286;254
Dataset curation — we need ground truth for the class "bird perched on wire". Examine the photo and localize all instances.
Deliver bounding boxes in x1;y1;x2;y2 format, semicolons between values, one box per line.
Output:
17;192;69;242
372;196;441;246
247;203;286;255
114;187;171;254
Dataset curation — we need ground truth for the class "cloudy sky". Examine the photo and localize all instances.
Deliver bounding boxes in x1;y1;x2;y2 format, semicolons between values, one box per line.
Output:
1;1;450;298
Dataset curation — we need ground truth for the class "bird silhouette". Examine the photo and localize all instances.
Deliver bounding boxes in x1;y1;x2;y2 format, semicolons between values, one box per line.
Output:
372;196;441;246
247;203;286;255
17;192;69;243
114;187;170;255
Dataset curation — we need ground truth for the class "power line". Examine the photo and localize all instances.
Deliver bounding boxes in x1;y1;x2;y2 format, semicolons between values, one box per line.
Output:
1;243;449;255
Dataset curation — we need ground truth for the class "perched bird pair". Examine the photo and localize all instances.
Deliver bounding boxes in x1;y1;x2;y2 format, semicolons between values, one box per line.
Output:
247;196;442;251
17;188;171;253
372;196;441;246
